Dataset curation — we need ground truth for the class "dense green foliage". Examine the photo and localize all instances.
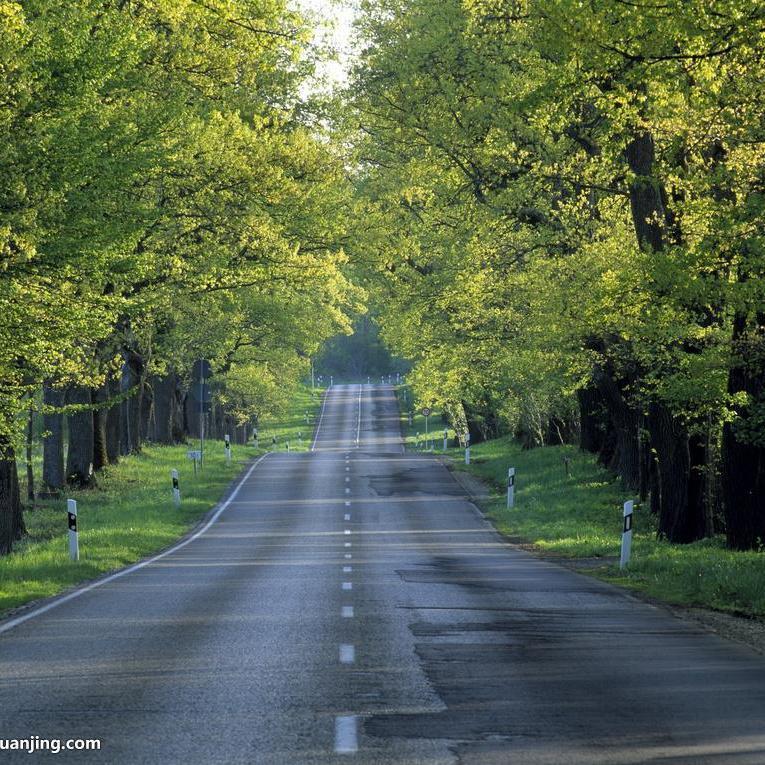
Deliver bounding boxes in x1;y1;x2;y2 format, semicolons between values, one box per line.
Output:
348;0;765;549
0;0;362;552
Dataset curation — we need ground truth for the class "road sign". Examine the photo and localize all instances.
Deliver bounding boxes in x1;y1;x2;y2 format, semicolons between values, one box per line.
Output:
421;407;431;417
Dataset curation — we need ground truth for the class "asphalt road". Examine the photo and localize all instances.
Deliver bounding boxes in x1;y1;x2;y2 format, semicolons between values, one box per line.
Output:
2;384;765;763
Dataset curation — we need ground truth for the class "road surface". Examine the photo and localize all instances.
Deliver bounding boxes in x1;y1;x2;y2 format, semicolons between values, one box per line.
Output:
2;384;765;763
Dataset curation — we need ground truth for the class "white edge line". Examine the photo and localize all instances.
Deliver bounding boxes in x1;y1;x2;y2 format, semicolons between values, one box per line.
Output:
0;453;271;636
311;388;330;451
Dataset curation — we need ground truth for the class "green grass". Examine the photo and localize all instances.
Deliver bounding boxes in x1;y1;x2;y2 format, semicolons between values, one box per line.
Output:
1;386;326;618
256;385;325;452
395;397;765;619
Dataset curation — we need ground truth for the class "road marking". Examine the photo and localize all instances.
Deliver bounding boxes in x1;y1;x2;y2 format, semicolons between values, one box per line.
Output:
335;715;358;754
0;453;272;636
344;553;352;559
345;476;350;483
339;644;355;664
344;529;351;535
344;542;351;547
344;513;351;521
343;566;352;572
342;582;352;590
311;390;330;451
345;467;350;472
345;488;350;494
345;501;351;507
342;606;354;618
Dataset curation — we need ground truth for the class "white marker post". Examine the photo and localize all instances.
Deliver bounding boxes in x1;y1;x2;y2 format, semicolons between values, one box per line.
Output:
330;375;334;388
224;434;231;465
620;500;634;569
67;499;79;561
507;467;516;509
286;441;290;452
443;428;448;451
171;469;181;507
253;429;259;450
465;432;471;465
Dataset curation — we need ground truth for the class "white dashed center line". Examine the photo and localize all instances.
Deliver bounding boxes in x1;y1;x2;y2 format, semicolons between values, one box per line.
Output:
344;514;351;521
343;566;352;573
339;644;355;664
341;606;354;618
335;715;358;753
342;582;352;590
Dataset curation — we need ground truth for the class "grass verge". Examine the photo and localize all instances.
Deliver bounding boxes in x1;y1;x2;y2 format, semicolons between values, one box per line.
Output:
1;386;325;618
396;395;765;620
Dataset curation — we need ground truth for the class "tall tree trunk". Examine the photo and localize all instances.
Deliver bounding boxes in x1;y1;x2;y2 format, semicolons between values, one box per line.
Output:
578;384;605;454
25;402;35;502
721;313;765;549
104;373;121;464
0;437;24;554
120;351;144;454
92;383;109;472
593;366;641;490
42;382;65;495
151;373;177;444
647;401;706;542
66;385;94;487
626;129;706;538
140;380;153;442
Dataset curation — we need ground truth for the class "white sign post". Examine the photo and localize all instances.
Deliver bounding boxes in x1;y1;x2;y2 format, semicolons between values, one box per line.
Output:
67;499;79;561
224;434;231;465
421;408;431;450
620;500;634;569
443;429;448;451
465;432;471;465
171;469;181;507
507;467;516;509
